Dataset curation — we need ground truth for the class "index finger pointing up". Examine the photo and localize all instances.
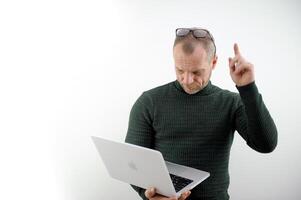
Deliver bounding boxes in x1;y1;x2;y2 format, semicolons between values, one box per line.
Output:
234;43;240;55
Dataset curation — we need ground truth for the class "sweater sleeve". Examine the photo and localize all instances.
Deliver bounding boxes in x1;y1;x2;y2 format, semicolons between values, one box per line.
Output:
234;82;278;153
125;92;155;200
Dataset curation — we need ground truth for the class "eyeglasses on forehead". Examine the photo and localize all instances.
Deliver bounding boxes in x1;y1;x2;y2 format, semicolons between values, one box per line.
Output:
175;28;216;55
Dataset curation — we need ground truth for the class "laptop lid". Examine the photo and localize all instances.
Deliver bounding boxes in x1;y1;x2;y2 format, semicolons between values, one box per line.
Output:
91;136;177;197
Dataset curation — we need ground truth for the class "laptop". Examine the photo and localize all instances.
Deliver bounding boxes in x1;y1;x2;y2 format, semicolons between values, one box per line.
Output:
91;136;210;198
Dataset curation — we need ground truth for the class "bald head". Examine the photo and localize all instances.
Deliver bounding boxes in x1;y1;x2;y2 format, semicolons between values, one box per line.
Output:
173;32;216;62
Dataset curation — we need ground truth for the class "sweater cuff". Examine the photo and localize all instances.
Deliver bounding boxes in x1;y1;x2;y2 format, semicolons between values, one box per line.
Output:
236;81;259;101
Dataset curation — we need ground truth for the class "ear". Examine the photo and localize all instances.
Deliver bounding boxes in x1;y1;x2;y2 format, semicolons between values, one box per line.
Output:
211;55;218;70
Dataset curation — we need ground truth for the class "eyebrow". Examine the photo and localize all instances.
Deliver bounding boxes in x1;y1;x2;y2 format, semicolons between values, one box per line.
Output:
176;67;206;72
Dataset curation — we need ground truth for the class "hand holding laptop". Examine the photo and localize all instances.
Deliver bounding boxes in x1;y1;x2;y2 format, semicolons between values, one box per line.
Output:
91;136;209;198
145;187;191;200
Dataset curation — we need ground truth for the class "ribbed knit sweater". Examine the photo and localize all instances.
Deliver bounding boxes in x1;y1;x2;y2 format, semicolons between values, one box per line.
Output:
125;80;277;200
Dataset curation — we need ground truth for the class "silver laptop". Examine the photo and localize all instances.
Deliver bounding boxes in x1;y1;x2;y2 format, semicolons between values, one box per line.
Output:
91;136;210;198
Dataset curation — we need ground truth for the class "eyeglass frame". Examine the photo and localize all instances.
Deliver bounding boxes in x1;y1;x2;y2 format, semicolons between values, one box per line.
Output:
175;28;217;56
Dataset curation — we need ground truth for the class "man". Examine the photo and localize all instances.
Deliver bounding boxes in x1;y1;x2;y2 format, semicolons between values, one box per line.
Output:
125;27;277;200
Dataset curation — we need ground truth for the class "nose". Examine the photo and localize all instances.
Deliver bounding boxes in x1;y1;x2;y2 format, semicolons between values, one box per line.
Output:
182;72;194;85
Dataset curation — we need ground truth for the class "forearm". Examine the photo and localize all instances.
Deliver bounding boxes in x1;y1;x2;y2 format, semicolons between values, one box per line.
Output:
236;82;278;153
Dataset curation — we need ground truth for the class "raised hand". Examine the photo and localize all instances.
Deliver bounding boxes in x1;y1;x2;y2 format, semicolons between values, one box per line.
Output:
228;43;255;86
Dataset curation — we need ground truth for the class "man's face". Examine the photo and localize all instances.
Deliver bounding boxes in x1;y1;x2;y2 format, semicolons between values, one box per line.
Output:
173;44;217;94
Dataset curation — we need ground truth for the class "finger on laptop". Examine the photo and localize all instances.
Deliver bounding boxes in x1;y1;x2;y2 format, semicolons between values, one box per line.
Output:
145;187;156;198
145;188;178;200
178;190;191;200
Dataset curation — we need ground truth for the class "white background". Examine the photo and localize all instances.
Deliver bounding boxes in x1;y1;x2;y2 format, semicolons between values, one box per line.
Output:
0;0;300;199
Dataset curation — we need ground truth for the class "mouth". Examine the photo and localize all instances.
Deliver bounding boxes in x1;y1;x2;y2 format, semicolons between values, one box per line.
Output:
184;86;199;94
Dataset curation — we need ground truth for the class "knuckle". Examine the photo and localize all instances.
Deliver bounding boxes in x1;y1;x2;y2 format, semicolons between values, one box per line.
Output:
144;191;150;198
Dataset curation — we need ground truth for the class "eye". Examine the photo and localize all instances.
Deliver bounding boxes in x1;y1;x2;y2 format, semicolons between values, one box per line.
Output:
177;69;184;74
193;71;201;75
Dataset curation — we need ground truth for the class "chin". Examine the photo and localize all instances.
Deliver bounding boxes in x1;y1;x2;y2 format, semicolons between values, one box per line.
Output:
180;82;203;94
184;88;201;94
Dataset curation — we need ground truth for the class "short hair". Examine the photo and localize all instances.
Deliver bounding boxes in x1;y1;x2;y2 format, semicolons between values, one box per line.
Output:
173;32;216;62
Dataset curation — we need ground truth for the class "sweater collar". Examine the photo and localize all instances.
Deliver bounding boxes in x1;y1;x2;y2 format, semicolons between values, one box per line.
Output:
174;80;214;96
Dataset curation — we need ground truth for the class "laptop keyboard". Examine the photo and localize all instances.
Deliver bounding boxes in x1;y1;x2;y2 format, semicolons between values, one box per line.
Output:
169;173;193;192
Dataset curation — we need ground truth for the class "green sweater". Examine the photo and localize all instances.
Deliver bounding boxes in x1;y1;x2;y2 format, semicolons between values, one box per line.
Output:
125;80;277;200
